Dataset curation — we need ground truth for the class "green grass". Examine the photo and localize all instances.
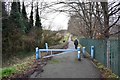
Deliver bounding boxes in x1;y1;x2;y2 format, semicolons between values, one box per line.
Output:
1;67;16;78
3;51;34;67
60;33;69;44
15;51;34;59
1;52;36;79
95;61;119;78
1;36;69;79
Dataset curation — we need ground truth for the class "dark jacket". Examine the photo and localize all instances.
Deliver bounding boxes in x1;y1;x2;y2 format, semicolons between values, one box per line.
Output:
74;39;78;45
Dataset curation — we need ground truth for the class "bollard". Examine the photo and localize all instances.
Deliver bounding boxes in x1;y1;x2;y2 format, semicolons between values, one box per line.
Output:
36;47;39;60
77;47;81;61
82;47;86;58
45;43;48;53
91;46;94;60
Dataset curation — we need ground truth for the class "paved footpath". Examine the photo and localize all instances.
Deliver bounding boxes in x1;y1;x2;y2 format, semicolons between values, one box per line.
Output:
32;37;101;78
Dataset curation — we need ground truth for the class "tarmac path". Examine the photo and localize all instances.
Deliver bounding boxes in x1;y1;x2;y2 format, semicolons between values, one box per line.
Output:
32;36;101;78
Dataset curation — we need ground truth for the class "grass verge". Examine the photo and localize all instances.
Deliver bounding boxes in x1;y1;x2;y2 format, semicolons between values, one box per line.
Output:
75;35;119;78
1;41;68;79
80;46;119;78
93;59;119;78
1;53;36;79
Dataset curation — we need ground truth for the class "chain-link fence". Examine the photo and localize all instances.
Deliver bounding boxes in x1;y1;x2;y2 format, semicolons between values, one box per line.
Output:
109;40;120;76
79;38;120;76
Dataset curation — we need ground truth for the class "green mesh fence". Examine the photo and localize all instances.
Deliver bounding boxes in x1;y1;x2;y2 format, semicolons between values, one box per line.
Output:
79;38;120;76
79;38;107;65
110;40;120;76
118;38;120;76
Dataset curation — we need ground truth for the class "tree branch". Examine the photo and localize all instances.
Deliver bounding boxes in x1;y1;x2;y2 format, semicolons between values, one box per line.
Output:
109;30;120;36
109;7;120;16
109;15;120;28
108;2;120;12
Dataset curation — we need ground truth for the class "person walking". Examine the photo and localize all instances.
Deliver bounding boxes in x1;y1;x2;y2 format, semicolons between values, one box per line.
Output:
74;38;78;49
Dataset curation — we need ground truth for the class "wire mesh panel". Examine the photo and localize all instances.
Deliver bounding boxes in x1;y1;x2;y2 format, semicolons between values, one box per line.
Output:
110;40;120;76
79;38;107;65
119;40;120;77
79;38;120;76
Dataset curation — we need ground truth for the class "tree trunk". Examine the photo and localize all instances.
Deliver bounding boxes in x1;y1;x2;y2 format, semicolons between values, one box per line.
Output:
101;2;109;38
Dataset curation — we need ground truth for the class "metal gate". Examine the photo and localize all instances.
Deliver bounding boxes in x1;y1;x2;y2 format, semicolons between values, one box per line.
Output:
35;43;81;61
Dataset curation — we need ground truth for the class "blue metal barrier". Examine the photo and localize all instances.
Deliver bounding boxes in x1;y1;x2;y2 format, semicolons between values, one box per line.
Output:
35;43;81;61
36;47;39;59
77;47;81;61
45;43;48;53
82;47;86;58
39;49;77;52
91;46;94;60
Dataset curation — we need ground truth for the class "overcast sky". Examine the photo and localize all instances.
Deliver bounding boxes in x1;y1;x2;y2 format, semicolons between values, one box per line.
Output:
23;0;70;31
5;0;118;31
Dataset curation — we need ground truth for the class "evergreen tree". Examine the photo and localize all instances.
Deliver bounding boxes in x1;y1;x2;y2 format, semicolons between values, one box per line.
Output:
22;2;27;19
10;2;19;18
35;2;43;48
10;2;26;33
35;2;42;28
2;2;9;54
2;2;8;30
29;1;34;30
17;1;21;13
22;1;29;33
2;2;9;59
2;2;8;17
2;2;22;56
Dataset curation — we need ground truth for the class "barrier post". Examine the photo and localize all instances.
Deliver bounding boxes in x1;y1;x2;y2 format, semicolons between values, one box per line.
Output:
91;46;94;60
77;47;81;61
82;47;86;58
36;47;39;60
45;43;48;53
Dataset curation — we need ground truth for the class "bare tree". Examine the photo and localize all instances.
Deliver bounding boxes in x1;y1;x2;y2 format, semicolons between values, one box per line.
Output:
3;0;120;38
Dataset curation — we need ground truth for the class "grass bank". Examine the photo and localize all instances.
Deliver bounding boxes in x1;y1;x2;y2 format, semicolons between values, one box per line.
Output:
1;41;68;79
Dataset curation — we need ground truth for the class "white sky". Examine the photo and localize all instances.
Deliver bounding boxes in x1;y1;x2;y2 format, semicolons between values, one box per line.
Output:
5;0;118;31
5;0;70;31
23;0;70;31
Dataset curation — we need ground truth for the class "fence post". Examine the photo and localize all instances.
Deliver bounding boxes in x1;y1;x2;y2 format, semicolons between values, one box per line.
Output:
91;46;94;60
45;43;48;53
107;40;110;68
77;47;81;61
36;47;39;60
82;47;86;58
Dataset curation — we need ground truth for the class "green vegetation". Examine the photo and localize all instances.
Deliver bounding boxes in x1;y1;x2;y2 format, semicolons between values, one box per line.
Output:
49;40;68;49
94;60;119;78
2;1;65;68
1;54;35;79
81;51;119;78
41;30;64;48
1;67;16;78
83;50;119;78
1;40;68;79
83;51;119;78
3;51;34;67
71;36;76;41
60;32;69;44
76;37;119;78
